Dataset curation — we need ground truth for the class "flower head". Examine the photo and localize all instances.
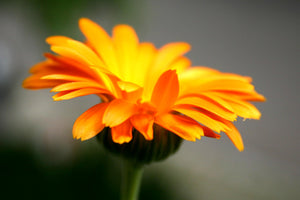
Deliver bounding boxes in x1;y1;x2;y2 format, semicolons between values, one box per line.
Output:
23;18;265;151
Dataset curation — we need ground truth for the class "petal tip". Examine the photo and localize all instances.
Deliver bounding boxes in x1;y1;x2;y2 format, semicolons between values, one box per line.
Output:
79;17;90;25
238;146;244;152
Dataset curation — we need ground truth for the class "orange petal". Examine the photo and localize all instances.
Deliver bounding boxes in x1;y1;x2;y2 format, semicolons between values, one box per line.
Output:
46;36;73;45
29;60;55;74
51;81;104;92
73;103;109;140
113;24;139;81
202;126;221;139
23;74;65;89
198;79;254;92
31;62;94;81
52;88;108;101
222;121;244;151
29;59;74;76
174;95;237;121
45;53;96;78
41;74;93;82
102;99;137;127
151;70;179;113
199;92;235;112
65;39;104;65
215;91;266;102
79;18;119;75
155;113;203;141
47;37;105;66
51;46;96;66
239;92;266;102
131;114;154;140
212;93;262;119
229;100;261;119
173;106;230;133
111;120;133;144
241;92;266;102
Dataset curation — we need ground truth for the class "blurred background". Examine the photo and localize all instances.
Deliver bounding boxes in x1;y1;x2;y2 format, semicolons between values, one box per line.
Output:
0;0;299;199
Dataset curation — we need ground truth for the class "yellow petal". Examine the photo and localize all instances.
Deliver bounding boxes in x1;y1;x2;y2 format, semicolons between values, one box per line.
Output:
103;99;137;127
179;66;219;82
132;42;156;86
197;79;254;92
179;67;253;95
155;113;203;141
73;103;109;140
113;24;139;81
117;81;140;92
153;42;191;72
151;70;179;113
79;18;119;75
131;114;154;140
168;56;191;74
144;42;190;100
111;120;133;144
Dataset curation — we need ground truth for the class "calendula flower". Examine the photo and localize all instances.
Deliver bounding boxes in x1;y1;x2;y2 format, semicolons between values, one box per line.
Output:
23;18;265;152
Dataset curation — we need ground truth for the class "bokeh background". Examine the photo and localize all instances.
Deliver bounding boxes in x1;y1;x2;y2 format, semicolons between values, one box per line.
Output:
0;0;299;199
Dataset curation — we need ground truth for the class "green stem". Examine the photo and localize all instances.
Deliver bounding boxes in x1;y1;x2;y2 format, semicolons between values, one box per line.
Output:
121;159;144;200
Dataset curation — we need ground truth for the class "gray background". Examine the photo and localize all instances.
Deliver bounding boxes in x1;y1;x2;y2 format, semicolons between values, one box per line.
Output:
0;0;299;199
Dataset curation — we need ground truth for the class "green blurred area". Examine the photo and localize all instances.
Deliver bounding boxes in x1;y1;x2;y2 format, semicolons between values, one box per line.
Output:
0;0;138;34
0;141;181;200
28;0;125;34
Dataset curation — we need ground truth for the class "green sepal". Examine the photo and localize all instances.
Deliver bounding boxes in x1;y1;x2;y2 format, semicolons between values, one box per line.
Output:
97;124;183;165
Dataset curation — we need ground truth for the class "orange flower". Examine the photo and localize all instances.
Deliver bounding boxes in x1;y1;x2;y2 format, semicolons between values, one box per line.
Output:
23;18;265;151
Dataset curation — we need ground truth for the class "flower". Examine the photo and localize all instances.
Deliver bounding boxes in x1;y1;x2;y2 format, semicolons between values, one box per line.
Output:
23;18;265;152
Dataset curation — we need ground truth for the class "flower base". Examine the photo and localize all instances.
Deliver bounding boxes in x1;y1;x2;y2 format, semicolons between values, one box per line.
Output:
97;124;183;165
